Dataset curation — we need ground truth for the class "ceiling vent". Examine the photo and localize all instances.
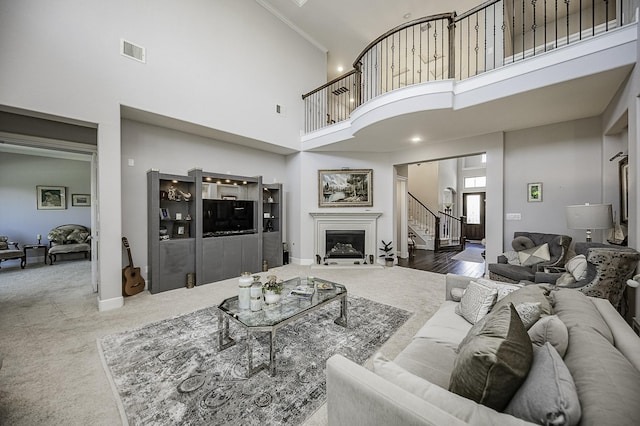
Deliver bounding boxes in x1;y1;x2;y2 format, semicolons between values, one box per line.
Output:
331;86;349;96
120;39;146;63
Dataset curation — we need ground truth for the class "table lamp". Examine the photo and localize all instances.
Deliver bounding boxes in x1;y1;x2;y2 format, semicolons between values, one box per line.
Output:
565;203;613;242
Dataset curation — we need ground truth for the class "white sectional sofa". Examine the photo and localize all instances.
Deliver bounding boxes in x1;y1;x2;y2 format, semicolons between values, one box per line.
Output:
327;274;640;425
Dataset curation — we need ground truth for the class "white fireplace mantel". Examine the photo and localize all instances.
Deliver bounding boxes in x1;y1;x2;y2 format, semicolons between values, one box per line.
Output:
310;212;383;263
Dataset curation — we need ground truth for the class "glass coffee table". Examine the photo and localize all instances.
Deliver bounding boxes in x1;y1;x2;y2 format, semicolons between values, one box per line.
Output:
217;276;347;377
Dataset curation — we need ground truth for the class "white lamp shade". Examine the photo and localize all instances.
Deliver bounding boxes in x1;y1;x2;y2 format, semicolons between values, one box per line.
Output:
565;204;613;230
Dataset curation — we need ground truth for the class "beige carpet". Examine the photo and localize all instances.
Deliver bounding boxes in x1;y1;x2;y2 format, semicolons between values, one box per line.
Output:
0;260;447;426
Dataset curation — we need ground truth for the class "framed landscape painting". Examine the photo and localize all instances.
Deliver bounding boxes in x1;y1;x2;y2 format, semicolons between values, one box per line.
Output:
72;194;91;207
527;182;542;202
318;169;373;207
37;186;66;210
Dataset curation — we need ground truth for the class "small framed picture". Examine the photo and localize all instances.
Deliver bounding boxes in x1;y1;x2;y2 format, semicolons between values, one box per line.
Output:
527;183;543;202
37;186;66;210
160;208;169;219
175;212;182;220
72;194;91;207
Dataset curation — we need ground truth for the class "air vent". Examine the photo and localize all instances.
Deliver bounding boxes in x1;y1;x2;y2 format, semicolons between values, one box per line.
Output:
120;39;146;63
331;86;349;96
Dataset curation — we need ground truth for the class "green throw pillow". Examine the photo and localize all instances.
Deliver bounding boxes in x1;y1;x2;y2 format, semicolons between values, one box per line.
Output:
450;303;533;411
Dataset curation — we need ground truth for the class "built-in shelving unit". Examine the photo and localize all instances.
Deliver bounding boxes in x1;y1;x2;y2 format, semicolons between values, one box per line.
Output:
147;169;283;293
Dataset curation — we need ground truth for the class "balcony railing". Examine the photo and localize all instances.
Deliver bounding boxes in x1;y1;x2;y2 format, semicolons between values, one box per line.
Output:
302;0;638;133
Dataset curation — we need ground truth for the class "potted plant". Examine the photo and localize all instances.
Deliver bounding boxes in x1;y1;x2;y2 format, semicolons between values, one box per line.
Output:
262;275;284;304
379;240;395;267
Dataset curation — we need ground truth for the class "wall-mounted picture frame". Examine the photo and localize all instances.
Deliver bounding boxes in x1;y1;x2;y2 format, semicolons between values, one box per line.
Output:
620;157;629;224
319;169;373;207
71;194;91;207
527;182;543;202
37;186;66;210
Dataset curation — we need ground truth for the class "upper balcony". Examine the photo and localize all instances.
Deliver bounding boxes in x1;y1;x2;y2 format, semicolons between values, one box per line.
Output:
301;0;639;152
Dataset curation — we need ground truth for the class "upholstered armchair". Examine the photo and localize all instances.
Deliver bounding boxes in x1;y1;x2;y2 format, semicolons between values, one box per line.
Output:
488;232;572;283
537;242;640;312
47;224;91;264
0;236;26;269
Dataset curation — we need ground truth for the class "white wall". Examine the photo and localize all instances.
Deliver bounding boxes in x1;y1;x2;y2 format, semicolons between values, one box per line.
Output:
0;0;326;309
408;162;439;210
0;152;91;253
503;117;606;247
121;119;288;276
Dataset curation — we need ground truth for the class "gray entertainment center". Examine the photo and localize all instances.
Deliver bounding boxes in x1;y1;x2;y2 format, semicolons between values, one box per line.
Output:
147;169;283;294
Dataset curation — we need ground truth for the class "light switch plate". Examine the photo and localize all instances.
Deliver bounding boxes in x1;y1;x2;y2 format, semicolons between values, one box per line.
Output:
506;213;521;220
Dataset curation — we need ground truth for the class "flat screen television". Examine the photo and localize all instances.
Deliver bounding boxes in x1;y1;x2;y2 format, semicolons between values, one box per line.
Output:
203;199;255;235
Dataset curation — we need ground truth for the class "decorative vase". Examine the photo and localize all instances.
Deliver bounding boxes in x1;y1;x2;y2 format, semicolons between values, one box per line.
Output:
250;284;263;311
238;272;252;310
264;290;281;305
385;258;394;267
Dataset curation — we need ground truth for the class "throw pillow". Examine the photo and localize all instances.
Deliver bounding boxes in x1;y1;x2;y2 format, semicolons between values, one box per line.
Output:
0;241;7;250
555;272;577;287
450;287;465;302
518;243;551;266
502;250;521;265
449;304;533;411
512;236;535;251
514;302;542;329
492;284;554;317
505;343;581;426
528;315;569;357
565;254;588;281
454;281;498;324
475;278;523;301
67;229;89;243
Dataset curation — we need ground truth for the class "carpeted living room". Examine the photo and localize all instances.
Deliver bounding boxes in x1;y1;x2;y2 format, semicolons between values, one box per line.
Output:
2;0;640;425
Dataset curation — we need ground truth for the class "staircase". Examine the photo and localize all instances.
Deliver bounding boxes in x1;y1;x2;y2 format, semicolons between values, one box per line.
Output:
408;192;466;252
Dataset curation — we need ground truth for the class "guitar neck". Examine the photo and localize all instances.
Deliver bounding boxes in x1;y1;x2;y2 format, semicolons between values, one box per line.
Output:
122;237;135;269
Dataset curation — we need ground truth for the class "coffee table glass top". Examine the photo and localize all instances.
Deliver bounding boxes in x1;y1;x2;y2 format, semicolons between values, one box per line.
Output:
218;276;346;327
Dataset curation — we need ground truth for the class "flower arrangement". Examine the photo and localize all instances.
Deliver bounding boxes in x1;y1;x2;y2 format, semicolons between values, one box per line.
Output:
262;275;283;294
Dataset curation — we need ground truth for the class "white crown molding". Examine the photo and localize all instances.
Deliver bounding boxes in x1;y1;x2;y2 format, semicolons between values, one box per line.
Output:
255;0;328;53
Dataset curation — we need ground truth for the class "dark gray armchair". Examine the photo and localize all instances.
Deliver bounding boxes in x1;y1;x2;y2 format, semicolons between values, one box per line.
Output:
488;232;572;283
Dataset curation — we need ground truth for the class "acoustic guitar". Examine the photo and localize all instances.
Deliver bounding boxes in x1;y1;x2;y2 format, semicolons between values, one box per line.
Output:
122;237;145;296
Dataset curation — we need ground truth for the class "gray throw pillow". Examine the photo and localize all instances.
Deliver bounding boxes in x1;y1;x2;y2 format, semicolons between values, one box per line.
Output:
449;304;533;411
514;302;542;330
505;342;581;426
527;314;569;357
492;284;553;317
512;236;536;251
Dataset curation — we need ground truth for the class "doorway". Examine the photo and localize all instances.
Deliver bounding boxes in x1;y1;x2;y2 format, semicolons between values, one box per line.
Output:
463;192;486;241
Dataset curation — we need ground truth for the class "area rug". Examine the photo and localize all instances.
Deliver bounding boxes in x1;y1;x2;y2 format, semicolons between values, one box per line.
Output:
451;247;485;263
98;295;411;426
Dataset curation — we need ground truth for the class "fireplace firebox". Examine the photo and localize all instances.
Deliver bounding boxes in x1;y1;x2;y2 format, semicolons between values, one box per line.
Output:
325;230;365;260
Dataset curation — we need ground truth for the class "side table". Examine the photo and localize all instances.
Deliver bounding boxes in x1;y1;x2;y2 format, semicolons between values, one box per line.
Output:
23;244;49;265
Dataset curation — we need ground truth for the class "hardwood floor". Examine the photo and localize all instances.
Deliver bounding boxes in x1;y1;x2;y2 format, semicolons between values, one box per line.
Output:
397;242;486;278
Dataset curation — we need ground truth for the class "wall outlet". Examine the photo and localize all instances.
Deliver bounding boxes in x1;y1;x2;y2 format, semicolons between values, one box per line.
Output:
506;213;521;221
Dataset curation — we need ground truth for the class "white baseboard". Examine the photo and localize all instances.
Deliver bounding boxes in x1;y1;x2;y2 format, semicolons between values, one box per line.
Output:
292;257;314;265
98;295;124;311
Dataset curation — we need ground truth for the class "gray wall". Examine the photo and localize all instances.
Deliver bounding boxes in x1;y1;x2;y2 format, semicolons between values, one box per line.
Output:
0;152;91;248
503;117;607;247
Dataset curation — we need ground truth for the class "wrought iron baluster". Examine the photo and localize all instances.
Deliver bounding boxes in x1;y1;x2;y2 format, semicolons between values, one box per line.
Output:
475;14;480;75
565;0;570;45
532;0;537;55
544;0;547;51
522;0;526;60
592;0;595;36
604;0;610;31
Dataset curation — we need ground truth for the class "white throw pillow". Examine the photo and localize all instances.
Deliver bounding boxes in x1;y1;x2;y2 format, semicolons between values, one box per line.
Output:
502;250;521;265
518;243;551;266
565;254;588;281
514;302;542;329
455;281;498;324
474;278;523;302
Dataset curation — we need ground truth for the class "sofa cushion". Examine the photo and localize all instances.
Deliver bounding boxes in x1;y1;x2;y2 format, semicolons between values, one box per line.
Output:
449;304;533;411
505;342;581;426
394;337;457;389
552;288;613;344
66;228;89;243
414;300;473;349
373;353;535;426
527;315;569;357
563;325;640;425
514;302;542;330
455;281;498;324
518;243;551;266
493;284;553;317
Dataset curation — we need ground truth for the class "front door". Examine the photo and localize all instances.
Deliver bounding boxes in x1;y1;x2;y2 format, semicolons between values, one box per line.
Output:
463;192;485;241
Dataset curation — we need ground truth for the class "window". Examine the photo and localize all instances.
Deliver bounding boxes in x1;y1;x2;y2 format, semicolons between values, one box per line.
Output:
464;176;486;188
465;194;482;224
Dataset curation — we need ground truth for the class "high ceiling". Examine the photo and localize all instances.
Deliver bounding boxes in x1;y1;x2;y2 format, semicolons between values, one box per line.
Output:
258;0;480;79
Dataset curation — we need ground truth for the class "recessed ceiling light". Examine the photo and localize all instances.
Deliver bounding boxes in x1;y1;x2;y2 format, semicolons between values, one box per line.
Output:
337;66;344;72
411;136;422;143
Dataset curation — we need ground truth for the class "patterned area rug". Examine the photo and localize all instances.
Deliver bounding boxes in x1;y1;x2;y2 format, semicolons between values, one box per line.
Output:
98;295;411;425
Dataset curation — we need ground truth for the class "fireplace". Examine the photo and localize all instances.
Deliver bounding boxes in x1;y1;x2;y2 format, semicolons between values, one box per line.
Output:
325;230;365;260
310;212;382;266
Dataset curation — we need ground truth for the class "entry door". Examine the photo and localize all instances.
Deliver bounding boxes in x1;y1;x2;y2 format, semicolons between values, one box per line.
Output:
463;192;485;241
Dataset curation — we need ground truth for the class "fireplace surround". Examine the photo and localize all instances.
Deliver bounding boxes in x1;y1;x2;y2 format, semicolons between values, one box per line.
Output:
310;212;382;265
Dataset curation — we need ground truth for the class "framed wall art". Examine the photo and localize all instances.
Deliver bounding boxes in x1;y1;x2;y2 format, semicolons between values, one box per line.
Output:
37;186;66;210
72;194;91;207
318;169;373;207
527;182;542;202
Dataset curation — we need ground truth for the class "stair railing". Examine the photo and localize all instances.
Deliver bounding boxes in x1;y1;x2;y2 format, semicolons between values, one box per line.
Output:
408;192;440;251
439;210;467;251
